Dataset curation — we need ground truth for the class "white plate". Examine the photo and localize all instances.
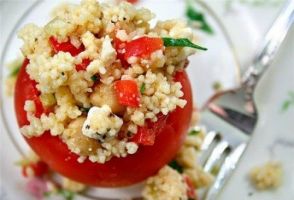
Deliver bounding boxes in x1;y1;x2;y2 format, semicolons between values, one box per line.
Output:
1;0;283;199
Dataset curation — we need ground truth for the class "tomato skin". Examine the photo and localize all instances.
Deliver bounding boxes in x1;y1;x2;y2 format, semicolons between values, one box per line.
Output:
15;60;193;187
126;0;138;4
22;161;49;178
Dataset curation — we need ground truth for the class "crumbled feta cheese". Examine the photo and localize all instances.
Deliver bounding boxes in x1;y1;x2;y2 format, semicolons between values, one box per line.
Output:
126;142;138;154
100;35;116;66
82;105;123;142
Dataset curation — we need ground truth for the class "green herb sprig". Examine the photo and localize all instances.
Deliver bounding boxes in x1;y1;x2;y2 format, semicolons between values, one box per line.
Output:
189;129;201;136
91;75;99;82
162;37;207;51
140;83;146;94
168;160;183;173
80;107;90;113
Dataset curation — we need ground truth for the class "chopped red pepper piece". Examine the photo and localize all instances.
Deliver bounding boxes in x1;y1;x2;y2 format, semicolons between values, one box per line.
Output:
131;126;155;146
49;36;84;56
113;37;129;68
113;36;163;67
113;80;140;107
76;58;91;71
131;114;167;146
184;175;197;199
22;161;49;178
124;36;163;60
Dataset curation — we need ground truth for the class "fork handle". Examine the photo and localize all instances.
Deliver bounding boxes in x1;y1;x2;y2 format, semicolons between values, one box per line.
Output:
242;0;294;87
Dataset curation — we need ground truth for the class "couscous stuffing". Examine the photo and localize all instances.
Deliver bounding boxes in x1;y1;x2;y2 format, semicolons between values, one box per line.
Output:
17;0;205;164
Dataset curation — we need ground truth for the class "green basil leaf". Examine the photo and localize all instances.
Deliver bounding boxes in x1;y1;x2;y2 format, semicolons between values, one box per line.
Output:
168;160;183;173
186;4;213;34
162;37;207;51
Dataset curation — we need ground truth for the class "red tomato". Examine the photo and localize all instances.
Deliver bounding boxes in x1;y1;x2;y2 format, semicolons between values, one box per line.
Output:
124;37;163;60
16;59;51;119
126;0;138;4
15;59;193;187
22;161;49;178
49;36;84;56
76;58;91;71
113;80;141;107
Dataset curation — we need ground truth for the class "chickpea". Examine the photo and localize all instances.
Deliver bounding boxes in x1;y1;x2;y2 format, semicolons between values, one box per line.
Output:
62;117;100;156
90;83;125;114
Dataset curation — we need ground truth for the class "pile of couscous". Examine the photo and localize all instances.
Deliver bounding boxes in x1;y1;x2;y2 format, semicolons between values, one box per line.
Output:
142;126;214;200
249;161;283;190
17;0;204;164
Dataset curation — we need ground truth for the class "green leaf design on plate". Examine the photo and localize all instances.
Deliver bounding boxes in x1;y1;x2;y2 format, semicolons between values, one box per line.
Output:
7;57;24;77
281;91;294;112
58;189;75;200
185;1;213;34
212;81;223;91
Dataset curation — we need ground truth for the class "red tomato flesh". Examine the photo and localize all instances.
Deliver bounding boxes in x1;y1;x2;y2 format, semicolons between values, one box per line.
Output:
113;79;141;107
15;59;193;187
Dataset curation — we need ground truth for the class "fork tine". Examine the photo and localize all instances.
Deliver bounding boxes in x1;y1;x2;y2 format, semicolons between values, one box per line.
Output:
204;143;247;200
198;131;221;166
203;140;231;173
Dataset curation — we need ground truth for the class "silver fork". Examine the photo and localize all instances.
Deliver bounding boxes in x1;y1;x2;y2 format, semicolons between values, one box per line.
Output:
198;1;294;199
